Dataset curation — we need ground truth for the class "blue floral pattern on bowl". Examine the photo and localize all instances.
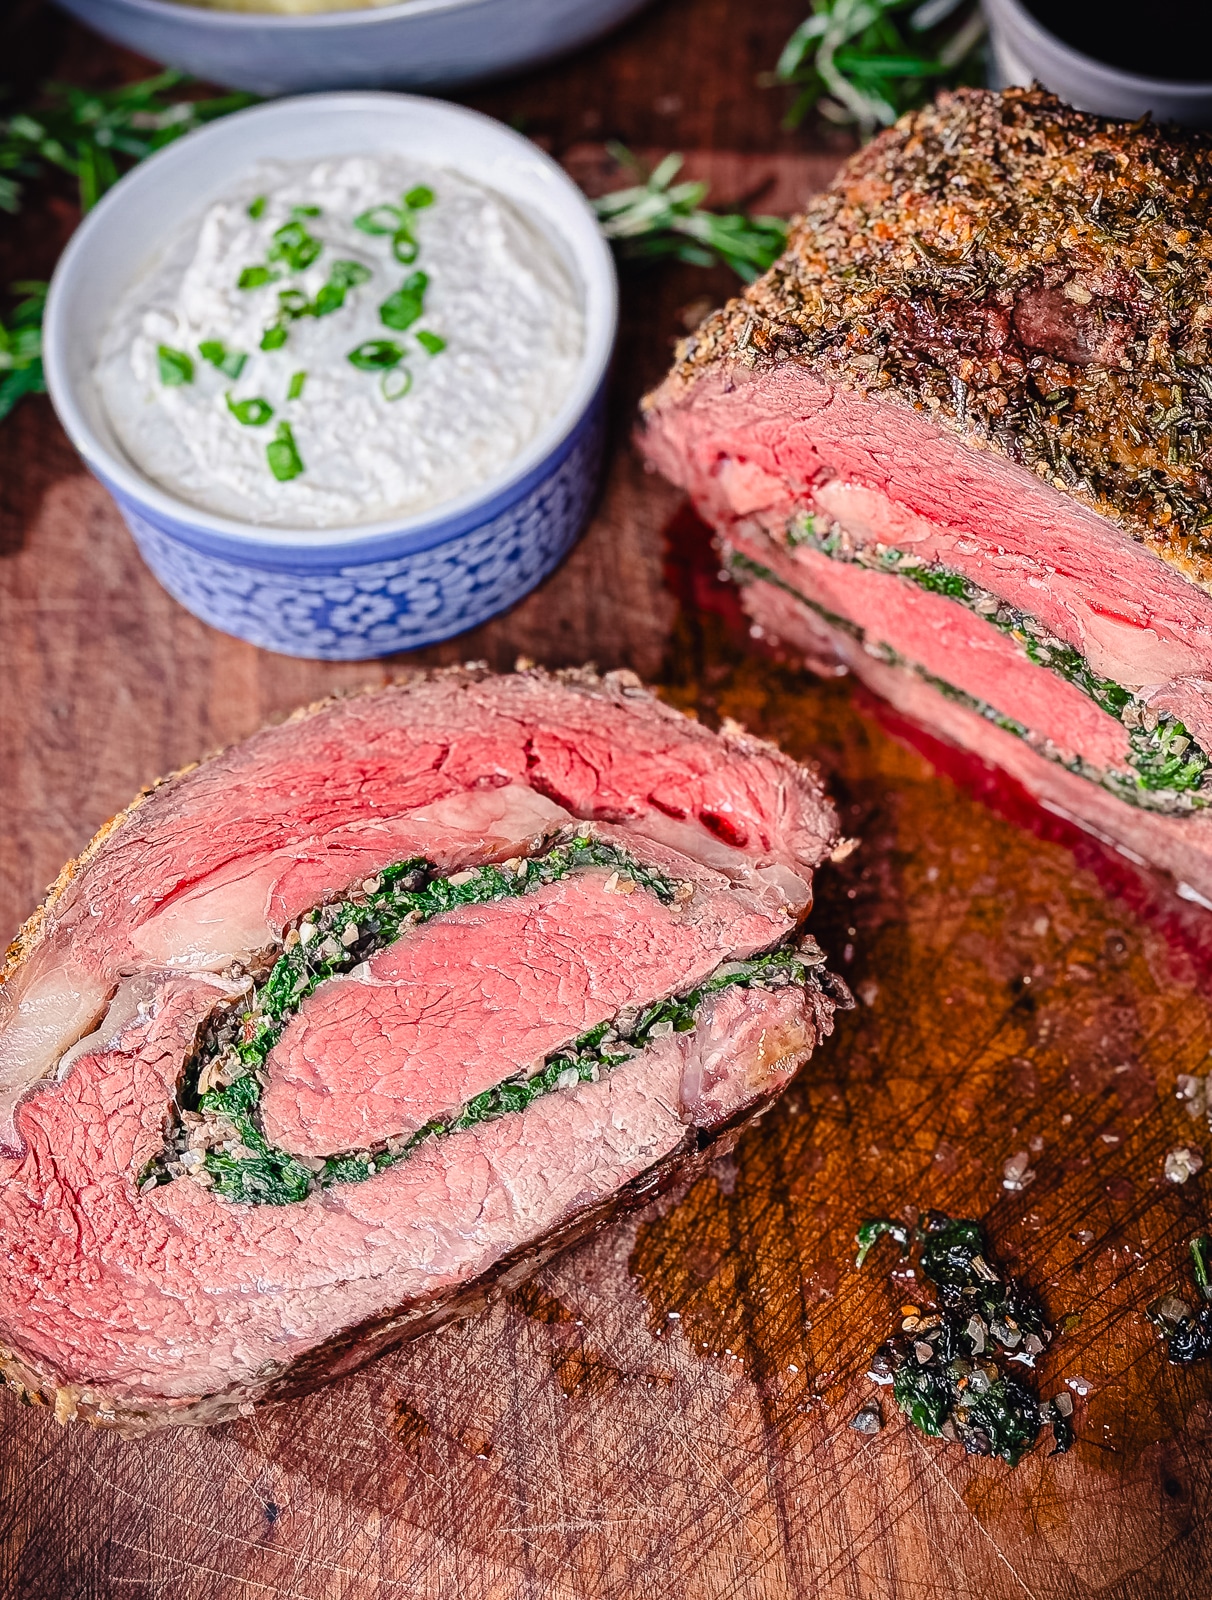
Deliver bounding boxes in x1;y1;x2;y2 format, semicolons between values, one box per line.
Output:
107;393;604;661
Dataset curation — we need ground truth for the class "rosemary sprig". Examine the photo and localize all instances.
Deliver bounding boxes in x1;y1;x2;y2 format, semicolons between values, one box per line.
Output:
591;145;789;282
0;281;47;422
0;72;254;427
775;0;985;137
0;71;253;216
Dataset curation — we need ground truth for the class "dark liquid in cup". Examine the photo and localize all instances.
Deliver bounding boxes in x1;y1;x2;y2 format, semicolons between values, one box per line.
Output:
1023;0;1212;82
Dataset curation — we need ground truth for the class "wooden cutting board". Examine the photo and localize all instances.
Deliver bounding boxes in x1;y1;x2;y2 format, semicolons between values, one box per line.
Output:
2;6;1211;1594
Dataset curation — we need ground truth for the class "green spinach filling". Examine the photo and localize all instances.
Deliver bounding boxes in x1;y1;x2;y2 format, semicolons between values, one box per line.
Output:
731;518;1212;815
1149;1233;1212;1364
859;1213;1073;1465
144;833;815;1208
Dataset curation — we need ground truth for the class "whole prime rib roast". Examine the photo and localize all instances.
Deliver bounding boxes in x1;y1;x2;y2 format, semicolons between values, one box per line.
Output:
643;88;1212;902
0;667;847;1432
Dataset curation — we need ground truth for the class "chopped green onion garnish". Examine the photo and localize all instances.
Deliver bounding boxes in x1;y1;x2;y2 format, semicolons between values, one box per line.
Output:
379;271;427;332
199;340;247;379
226;392;274;426
157;345;193;386
405;185;434;210
260;323;289;352
277;287;311;316
290;204;321;219
416;330;446;356
287;370;307;401
391;224;418;265
268;219;322;274
347;339;404;371
238;265;278;290
381;366;412;401
267;421;304;482
353;204;403;236
311;259;372;318
247;195;267;220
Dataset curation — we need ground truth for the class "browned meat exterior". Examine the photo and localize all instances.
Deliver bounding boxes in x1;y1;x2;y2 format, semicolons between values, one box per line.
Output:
0;667;845;1433
642;87;1212;902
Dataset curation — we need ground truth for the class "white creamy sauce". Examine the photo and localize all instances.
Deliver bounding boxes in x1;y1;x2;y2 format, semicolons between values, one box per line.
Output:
97;156;584;528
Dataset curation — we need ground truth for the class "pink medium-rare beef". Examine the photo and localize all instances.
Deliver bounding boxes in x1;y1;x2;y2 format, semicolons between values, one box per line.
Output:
0;666;835;1153
744;535;1132;772
0;667;845;1431
5;978;830;1423
262;855;791;1159
746;573;1212;901
642;88;1212;896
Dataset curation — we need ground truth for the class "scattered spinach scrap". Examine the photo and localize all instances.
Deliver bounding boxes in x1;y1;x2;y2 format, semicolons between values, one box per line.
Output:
1148;1234;1212;1364
590;145;788;283
774;0;986;138
859;1211;1072;1465
143;831;822;1206
0;281;47;422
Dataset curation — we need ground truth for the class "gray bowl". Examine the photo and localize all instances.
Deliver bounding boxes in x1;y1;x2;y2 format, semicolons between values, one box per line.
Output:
50;0;653;95
983;0;1212;126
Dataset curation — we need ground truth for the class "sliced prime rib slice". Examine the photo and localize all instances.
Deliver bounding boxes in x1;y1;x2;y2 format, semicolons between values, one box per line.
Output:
0;667;846;1432
642;87;1212;902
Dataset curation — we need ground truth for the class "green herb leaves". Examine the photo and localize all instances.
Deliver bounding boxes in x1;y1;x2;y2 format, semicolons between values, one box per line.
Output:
0;281;47;422
379;270;427;332
859;1211;1066;1465
199;340;247;379
774;0;986;137
591;146;788;282
157;344;193;386
287;370;306;401
266;420;304;481
416;330;446;356
0;70;253;219
1149;1234;1212;1365
247;194;267;220
225;392;273;426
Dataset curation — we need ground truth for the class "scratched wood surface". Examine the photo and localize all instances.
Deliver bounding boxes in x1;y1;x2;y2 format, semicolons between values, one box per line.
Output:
2;4;1211;1596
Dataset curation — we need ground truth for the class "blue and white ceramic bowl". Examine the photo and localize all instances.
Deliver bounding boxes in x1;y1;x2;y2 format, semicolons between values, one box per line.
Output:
43;93;617;661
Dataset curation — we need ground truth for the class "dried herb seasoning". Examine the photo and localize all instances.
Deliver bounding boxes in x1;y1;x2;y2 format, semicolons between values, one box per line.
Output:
859;1211;1073;1464
670;89;1212;583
